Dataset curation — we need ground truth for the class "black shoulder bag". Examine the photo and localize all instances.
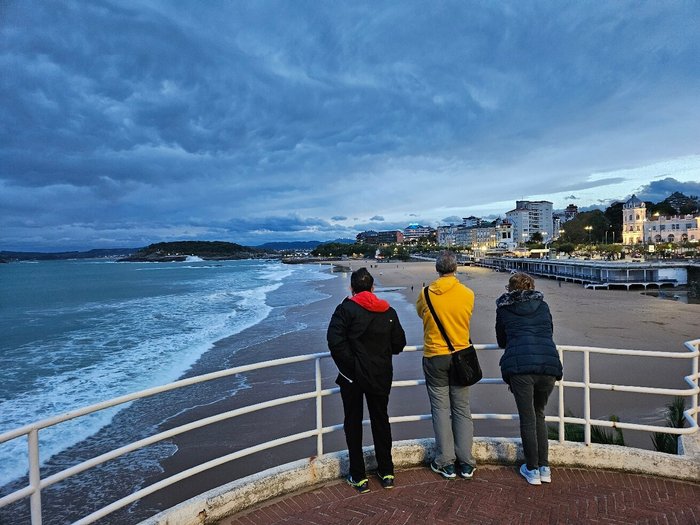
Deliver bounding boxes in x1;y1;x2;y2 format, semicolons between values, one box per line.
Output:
423;287;482;386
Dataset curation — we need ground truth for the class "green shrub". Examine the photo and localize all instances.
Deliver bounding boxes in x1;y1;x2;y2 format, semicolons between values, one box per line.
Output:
651;397;686;454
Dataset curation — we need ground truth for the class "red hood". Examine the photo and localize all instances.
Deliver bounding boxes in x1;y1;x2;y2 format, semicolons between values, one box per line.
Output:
349;291;390;312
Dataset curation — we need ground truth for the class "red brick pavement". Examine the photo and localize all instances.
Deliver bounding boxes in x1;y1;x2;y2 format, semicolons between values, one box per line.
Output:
220;466;700;525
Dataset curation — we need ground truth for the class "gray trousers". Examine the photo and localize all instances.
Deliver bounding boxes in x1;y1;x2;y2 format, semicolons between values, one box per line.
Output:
509;374;556;470
423;354;475;468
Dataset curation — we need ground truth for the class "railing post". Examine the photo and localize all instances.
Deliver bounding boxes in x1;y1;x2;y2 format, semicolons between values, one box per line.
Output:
693;343;699;425
558;348;565;443
28;429;42;525
315;357;323;457
584;350;591;445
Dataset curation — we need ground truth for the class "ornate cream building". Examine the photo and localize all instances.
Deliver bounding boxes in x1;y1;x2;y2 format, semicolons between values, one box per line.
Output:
622;194;700;246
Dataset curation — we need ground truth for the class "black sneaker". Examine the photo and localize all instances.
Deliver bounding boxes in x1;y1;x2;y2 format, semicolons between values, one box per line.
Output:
430;460;456;479
458;463;476;479
377;473;395;489
346;475;370;493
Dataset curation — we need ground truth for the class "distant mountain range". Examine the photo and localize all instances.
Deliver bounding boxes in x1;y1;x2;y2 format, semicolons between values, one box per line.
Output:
0;239;357;262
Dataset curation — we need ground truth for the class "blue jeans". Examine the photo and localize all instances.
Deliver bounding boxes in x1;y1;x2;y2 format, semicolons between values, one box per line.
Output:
423;355;475;468
509;374;556;470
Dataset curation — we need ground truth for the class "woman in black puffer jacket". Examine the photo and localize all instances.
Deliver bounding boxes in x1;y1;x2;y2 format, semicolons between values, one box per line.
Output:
496;272;563;486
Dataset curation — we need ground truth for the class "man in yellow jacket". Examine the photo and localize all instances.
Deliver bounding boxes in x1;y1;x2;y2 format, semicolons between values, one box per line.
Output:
416;251;477;479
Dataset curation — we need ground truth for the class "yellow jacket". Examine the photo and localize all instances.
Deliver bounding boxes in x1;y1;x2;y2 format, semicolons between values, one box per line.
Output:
416;275;474;357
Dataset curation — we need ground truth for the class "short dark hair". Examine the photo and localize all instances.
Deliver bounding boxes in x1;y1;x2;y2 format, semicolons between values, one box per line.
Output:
435;251;457;275
350;267;374;293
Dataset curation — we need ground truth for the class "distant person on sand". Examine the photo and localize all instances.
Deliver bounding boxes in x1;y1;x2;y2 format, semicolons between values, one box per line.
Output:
327;267;407;493
496;272;563;486
416;251;477;480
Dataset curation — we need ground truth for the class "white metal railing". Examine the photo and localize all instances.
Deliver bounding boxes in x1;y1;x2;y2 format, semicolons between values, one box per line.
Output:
0;340;698;525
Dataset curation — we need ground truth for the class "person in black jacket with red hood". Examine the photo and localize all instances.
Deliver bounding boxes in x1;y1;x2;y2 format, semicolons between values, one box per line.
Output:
496;272;563;486
327;267;406;493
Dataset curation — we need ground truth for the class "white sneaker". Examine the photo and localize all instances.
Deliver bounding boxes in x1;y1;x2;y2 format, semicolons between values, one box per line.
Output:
519;464;541;485
539;466;551;483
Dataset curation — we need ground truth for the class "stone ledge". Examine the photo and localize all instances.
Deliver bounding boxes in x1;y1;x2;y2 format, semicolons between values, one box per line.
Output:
140;437;700;525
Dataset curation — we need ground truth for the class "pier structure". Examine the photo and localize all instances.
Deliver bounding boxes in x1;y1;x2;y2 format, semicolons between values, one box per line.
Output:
476;257;692;290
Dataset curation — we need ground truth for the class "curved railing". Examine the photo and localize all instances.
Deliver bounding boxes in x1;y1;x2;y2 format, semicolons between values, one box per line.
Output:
1;340;698;525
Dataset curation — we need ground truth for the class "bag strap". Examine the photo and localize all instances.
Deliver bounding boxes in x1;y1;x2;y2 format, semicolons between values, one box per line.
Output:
423;287;456;353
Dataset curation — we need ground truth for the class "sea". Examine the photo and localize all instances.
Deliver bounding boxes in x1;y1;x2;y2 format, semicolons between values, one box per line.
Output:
0;257;342;523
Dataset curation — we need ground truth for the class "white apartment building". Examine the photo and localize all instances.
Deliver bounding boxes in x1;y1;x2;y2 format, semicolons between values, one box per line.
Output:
403;224;436;243
506;200;554;244
437;223;499;249
505;208;530;244
496;220;514;249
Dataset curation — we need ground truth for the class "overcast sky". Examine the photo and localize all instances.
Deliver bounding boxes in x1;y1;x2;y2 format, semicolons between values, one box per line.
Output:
2;1;700;250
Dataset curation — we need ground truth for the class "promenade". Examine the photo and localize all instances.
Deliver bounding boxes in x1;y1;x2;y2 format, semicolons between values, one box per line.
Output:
221;465;700;524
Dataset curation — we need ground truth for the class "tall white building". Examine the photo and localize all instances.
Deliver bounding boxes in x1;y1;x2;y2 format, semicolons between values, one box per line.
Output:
622;195;646;245
505;200;553;244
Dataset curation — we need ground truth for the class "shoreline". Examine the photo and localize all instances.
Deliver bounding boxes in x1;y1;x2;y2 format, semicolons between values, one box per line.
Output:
130;260;699;520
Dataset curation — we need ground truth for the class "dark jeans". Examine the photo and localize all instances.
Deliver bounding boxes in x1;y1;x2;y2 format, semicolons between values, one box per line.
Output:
509;374;556;470
339;380;393;480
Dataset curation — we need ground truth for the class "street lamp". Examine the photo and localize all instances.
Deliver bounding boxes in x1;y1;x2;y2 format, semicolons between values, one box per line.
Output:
584;225;593;243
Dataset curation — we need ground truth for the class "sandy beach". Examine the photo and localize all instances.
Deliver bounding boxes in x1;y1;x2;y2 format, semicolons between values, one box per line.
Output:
133;259;698;522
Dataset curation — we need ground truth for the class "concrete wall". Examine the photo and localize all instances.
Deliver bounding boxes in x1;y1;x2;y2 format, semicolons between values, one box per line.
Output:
139;434;700;525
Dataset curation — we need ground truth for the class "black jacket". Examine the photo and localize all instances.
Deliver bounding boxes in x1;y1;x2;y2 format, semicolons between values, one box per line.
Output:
495;290;563;384
327;294;406;395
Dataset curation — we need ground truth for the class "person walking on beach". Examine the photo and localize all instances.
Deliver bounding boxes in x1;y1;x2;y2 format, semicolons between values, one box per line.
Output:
416;251;477;480
496;272;563;486
327;267;407;493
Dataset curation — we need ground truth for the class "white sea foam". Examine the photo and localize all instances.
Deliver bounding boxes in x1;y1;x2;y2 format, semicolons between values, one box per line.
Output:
0;259;323;488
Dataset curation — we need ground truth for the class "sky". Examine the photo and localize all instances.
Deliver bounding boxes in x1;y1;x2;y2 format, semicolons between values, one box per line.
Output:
2;1;700;251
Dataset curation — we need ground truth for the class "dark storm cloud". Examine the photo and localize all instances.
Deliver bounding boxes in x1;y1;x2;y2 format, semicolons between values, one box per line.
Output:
1;1;699;250
636;178;700;203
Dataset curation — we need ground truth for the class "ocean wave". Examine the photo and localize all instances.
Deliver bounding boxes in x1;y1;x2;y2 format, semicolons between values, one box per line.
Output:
0;259;311;488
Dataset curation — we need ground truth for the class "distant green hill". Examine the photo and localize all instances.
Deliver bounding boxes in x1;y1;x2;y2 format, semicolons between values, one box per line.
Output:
120;241;262;262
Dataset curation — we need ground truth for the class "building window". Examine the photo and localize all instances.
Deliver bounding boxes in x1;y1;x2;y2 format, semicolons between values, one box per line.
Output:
667;234;675;242
660;225;666;231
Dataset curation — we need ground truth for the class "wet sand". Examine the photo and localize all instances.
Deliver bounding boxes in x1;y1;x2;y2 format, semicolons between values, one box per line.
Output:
136;259;698;521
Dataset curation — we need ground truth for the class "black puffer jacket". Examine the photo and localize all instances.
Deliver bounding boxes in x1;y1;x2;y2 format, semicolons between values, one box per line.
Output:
495;290;563;384
327;294;406;395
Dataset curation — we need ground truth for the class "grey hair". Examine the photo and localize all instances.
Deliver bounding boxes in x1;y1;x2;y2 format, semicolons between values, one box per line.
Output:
435;250;458;275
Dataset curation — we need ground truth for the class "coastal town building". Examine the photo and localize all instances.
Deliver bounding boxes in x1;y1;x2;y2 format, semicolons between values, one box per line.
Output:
495;220;514;249
356;230;404;245
622;194;700;245
437;220;500;251
403;224;436;244
564;204;579;221
505;207;530;245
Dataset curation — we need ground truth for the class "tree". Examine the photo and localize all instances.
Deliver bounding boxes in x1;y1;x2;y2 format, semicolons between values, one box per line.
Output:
530;232;543;243
561;210;610;244
556;242;575;254
604;202;624;242
648;201;677;217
